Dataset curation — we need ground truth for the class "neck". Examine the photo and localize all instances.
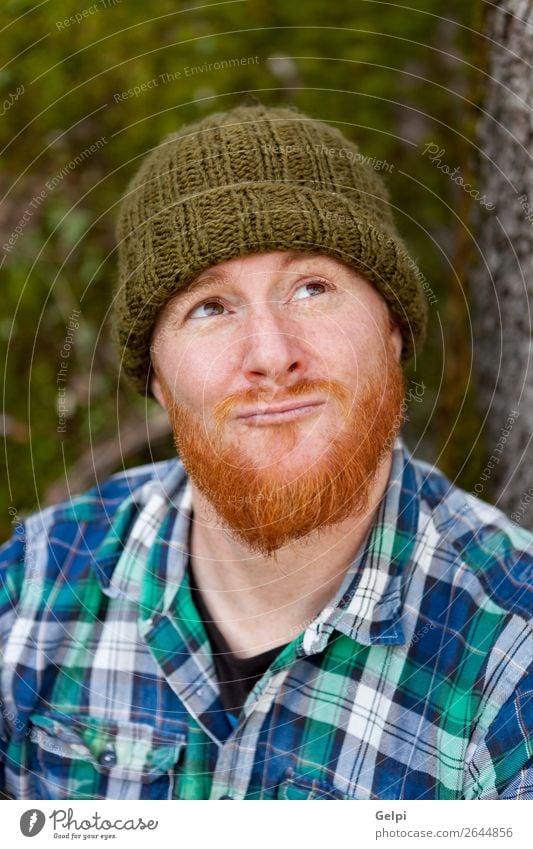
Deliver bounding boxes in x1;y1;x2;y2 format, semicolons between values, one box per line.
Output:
189;450;393;658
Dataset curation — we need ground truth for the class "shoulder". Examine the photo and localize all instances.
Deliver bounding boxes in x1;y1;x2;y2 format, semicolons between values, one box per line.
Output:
411;453;533;621
30;457;183;527
4;457;182;536
0;458;185;601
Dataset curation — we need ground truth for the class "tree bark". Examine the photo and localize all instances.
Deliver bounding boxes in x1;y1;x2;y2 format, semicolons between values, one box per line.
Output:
470;0;533;528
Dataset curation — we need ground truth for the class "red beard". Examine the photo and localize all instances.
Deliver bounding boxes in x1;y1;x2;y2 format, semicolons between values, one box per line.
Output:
159;344;404;556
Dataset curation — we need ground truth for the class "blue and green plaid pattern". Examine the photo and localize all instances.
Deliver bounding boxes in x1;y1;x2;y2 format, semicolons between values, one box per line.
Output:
1;438;532;799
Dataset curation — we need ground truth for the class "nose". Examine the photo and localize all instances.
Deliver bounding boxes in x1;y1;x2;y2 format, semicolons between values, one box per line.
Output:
240;302;305;386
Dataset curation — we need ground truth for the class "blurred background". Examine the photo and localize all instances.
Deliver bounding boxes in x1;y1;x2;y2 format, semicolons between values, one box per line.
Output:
2;0;529;540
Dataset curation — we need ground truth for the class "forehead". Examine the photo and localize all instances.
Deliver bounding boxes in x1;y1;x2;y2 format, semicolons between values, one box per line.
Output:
150;249;392;360
190;250;335;285
176;250;373;300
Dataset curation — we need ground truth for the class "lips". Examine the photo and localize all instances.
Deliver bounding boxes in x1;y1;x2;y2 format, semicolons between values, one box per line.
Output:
237;399;325;422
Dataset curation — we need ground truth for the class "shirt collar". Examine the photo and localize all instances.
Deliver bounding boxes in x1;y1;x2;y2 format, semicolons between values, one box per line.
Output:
92;435;420;649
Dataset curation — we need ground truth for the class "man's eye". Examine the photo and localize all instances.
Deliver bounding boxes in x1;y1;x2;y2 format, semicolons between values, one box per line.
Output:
292;279;329;301
189;300;226;319
187;279;329;319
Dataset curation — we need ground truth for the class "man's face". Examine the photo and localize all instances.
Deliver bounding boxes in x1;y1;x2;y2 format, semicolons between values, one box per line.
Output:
151;251;405;556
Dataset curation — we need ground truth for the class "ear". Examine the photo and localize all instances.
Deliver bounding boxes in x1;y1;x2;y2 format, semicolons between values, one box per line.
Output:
388;314;403;362
151;373;168;409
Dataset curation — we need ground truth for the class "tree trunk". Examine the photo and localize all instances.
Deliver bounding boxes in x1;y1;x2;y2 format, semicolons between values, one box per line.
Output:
470;0;533;529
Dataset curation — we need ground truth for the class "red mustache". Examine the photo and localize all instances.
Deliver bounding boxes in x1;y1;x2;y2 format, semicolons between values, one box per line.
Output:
212;378;352;429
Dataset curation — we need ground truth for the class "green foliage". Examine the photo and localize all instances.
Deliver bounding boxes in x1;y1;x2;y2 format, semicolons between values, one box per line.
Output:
1;0;486;539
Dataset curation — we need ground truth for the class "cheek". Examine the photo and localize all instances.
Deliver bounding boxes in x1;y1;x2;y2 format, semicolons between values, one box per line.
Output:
317;310;388;360
308;318;369;374
310;322;387;403
168;342;236;413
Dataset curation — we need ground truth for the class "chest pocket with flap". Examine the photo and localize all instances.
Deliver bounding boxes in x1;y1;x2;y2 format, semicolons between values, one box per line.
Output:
28;711;187;799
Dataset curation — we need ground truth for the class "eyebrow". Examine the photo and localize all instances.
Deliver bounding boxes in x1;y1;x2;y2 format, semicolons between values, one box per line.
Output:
176;250;325;306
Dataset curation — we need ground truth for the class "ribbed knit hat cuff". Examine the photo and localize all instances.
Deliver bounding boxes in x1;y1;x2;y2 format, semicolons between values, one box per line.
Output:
114;182;426;397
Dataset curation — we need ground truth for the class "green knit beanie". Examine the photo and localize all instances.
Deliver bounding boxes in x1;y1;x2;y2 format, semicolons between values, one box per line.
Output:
114;102;427;396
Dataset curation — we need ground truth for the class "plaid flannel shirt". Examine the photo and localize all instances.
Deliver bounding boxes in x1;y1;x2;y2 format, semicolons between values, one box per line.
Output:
1;437;532;800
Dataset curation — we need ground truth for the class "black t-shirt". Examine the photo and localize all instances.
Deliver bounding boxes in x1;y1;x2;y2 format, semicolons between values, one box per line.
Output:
188;564;288;719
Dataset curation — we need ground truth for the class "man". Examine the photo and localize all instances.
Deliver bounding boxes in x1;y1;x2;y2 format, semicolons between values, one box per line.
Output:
1;103;531;800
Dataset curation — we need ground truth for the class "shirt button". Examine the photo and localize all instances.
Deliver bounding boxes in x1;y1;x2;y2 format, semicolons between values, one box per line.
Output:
98;747;117;767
